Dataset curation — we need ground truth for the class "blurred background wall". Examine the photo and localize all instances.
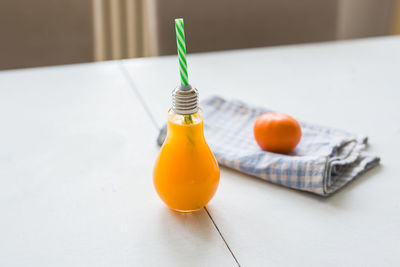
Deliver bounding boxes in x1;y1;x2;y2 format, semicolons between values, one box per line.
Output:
0;0;93;70
0;0;399;70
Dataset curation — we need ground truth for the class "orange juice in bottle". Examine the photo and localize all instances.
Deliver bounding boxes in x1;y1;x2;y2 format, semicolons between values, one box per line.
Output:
153;98;220;212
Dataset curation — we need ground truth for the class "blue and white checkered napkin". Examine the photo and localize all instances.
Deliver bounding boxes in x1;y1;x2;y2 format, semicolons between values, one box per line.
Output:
157;96;380;196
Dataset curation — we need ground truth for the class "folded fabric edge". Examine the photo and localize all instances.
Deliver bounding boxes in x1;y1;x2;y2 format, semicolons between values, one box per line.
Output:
324;141;380;195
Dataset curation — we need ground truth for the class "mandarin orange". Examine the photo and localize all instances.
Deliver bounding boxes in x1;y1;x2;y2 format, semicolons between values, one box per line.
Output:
253;113;302;154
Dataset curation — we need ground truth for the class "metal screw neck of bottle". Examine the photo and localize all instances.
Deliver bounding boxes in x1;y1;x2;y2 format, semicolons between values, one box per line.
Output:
172;85;199;115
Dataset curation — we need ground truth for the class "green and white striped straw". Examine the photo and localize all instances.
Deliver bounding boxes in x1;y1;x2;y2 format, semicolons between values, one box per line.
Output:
175;18;189;86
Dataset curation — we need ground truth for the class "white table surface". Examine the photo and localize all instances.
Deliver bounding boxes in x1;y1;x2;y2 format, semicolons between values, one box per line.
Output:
0;63;236;266
121;36;400;266
1;36;400;266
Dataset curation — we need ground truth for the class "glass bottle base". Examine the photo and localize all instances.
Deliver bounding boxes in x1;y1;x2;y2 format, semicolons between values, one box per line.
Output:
172;207;203;213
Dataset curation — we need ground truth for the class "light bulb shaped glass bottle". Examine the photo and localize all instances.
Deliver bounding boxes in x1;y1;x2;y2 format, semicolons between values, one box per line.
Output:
153;108;220;212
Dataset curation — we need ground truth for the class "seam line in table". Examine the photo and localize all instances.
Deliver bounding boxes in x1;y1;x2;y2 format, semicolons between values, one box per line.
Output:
205;207;241;267
118;61;241;266
118;62;160;129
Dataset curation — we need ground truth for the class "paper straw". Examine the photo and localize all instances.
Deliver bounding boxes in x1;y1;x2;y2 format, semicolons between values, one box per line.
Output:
175;18;189;86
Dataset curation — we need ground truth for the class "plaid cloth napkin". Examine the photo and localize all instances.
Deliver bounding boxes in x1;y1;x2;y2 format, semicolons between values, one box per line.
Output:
157;96;380;196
